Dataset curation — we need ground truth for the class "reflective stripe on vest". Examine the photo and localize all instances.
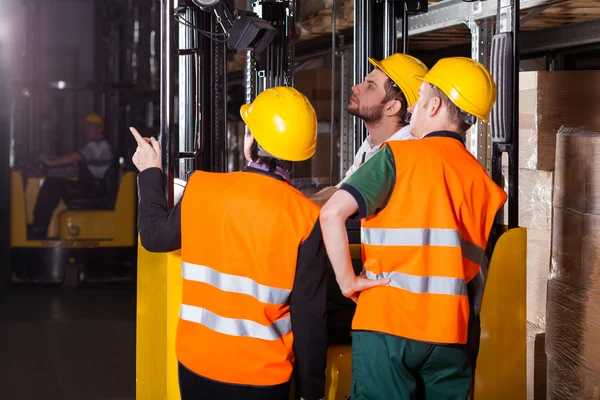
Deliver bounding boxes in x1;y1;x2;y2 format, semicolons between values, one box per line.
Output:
182;262;291;305
365;270;467;296
361;227;485;266
180;304;292;341
181;262;292;340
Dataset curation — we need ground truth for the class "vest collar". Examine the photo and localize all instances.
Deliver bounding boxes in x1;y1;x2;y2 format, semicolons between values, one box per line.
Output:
423;130;465;146
244;162;291;184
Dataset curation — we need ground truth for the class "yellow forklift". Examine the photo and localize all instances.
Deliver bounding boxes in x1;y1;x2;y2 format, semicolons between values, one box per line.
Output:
5;1;141;288
8;155;137;287
136;0;526;398
7;65;138;287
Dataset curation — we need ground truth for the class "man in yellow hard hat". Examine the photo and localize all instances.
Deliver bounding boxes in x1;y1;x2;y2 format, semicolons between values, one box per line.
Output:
320;57;507;399
311;53;429;347
310;53;428;206
30;112;114;238
130;86;386;400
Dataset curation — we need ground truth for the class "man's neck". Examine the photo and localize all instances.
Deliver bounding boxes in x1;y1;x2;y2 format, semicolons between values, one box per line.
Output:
421;121;464;138
246;160;291;183
365;120;404;147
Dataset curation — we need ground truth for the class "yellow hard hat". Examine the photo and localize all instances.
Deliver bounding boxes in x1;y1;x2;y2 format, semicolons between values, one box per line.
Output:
415;57;497;122
368;53;429;106
84;113;105;130
240;86;317;162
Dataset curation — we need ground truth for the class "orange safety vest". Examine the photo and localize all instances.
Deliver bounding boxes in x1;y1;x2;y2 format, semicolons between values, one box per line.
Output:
353;135;507;344
178;169;319;386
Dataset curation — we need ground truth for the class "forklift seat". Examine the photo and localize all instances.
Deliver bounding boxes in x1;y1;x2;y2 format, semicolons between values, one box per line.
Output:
64;162;120;211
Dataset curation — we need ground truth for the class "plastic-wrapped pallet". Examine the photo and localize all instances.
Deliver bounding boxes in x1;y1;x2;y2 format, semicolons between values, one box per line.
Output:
547;128;600;399
502;166;553;400
515;71;600;171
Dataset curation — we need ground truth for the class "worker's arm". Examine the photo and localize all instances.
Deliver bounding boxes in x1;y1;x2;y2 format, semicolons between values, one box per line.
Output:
130;126;181;252
137;167;182;252
290;220;328;400
320;146;396;301
40;152;81;167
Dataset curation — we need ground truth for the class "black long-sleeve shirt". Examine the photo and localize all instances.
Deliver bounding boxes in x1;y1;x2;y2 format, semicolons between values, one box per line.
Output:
137;167;327;400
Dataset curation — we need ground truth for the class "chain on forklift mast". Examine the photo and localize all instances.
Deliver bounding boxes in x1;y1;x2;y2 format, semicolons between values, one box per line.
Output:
137;0;527;398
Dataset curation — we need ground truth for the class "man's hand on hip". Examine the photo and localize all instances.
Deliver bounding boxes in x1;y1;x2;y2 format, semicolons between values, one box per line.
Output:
130;127;162;172
338;271;388;303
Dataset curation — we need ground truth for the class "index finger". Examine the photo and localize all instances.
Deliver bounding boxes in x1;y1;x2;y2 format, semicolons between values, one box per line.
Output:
129;127;150;147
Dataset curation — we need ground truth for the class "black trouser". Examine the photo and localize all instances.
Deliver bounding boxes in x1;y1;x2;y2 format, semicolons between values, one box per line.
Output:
466;313;481;373
31;177;96;230
178;362;291;400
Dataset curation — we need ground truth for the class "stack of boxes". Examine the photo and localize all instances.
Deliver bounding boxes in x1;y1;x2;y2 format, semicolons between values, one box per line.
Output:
512;70;600;399
546;129;600;399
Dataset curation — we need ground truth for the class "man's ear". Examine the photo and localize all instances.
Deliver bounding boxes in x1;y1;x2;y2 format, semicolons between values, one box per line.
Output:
385;99;403;116
243;132;255;162
428;96;443;118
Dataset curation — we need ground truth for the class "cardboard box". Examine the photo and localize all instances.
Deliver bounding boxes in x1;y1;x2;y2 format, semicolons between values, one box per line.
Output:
554;129;600;214
518;71;600;171
546;278;600;399
295;68;340;121
526;227;551;400
527;329;547;400
312;122;336;181
502;168;553;399
550;208;600;287
527;228;551;324
293;122;338;185
533;332;547;400
546;209;600;399
503;168;553;231
501;168;552;322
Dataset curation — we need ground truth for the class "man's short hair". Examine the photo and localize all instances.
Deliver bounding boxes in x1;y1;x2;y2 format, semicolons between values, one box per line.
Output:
250;139;293;173
429;85;474;133
378;68;408;125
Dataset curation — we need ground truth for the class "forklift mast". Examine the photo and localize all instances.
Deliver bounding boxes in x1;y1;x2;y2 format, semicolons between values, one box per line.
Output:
159;0;281;208
491;0;520;234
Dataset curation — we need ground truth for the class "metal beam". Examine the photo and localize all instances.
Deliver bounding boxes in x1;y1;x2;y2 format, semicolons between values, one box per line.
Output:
521;18;600;55
468;18;493;174
519;3;553;26
339;47;354;181
160;0;175;207
398;0;564;38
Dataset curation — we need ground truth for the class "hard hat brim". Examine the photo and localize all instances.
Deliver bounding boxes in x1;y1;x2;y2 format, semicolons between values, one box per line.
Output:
368;57;382;70
240;103;250;126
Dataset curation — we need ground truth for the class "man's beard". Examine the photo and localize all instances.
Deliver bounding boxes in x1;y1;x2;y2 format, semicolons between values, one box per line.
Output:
347;102;385;124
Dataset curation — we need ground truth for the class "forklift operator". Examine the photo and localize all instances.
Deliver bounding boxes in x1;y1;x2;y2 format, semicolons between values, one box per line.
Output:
310;53;429;206
131;86;386;400
320;57;508;400
29;112;114;238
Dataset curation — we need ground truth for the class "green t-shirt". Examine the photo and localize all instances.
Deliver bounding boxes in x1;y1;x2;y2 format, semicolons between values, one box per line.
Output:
339;145;395;219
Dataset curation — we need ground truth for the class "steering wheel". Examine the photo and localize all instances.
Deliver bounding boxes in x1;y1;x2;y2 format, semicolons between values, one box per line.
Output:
16;159;47;177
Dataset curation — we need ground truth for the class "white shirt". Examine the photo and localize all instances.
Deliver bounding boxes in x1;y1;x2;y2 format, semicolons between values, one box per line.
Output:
338;124;415;186
78;137;114;179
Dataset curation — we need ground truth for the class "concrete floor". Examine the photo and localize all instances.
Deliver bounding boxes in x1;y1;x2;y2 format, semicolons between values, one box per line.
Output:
0;283;136;400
